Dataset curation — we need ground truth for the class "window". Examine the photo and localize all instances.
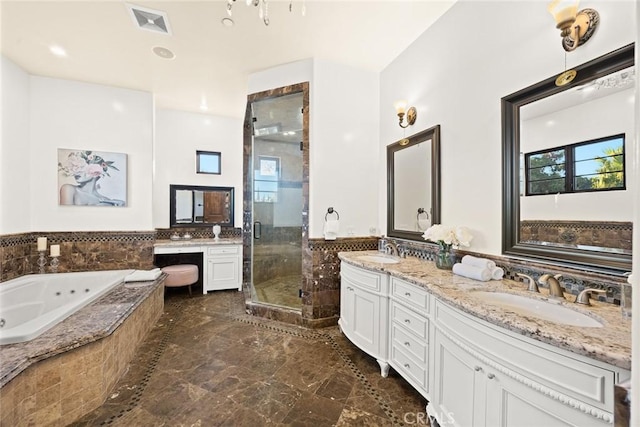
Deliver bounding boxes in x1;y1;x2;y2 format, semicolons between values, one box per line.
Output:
254;156;280;203
525;134;625;196
196;151;221;174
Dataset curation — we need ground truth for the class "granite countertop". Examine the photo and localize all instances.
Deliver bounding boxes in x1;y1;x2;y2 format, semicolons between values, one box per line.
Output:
154;237;243;248
339;251;631;371
0;276;164;388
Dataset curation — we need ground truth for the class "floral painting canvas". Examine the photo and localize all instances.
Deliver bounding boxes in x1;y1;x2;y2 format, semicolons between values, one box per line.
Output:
57;149;127;206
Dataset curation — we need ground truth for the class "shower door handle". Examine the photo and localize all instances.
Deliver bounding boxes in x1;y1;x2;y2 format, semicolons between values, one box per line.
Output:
253;221;262;239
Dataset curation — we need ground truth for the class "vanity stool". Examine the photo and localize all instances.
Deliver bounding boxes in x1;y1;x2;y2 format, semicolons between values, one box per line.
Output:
161;264;198;296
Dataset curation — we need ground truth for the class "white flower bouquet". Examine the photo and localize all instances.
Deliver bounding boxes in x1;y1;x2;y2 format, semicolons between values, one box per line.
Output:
422;224;473;249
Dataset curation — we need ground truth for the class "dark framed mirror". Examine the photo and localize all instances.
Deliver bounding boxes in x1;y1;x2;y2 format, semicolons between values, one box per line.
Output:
170;184;234;227
387;125;441;241
502;43;634;273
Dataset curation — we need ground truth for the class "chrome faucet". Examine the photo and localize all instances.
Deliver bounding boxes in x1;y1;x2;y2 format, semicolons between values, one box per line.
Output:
516;273;539;293
539;274;565;299
384;241;399;257
574;288;606;305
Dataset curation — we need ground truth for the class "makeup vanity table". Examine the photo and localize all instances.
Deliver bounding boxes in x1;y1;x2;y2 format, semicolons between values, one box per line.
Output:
154;239;242;293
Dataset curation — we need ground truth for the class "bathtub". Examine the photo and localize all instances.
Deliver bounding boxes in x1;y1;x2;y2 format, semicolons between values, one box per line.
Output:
0;269;134;345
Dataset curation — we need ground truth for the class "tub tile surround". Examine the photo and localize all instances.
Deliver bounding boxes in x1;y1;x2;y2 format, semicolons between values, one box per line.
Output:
0;231;156;282
0;277;164;426
339;250;631;370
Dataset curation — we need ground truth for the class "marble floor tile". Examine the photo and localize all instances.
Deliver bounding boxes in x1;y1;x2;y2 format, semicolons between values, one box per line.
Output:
70;290;429;426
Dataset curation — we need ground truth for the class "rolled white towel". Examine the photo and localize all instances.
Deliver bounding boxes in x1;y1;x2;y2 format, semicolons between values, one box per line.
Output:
461;255;496;271
491;267;504;280
124;268;162;283
452;263;492;282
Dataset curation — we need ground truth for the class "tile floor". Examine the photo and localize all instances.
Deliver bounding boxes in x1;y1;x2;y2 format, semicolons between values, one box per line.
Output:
71;289;429;426
253;274;302;309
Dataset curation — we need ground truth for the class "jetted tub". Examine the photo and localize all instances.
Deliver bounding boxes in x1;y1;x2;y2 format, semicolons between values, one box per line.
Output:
0;269;134;345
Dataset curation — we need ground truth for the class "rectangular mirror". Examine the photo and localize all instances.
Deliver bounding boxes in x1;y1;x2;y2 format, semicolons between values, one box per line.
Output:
387;125;441;241
170;184;234;227
502;44;633;272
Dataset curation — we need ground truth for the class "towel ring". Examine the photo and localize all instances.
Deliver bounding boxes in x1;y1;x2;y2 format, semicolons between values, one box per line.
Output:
325;207;340;221
417;208;429;221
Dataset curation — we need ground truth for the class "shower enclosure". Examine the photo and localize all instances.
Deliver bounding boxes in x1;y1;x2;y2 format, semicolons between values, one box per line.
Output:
247;89;305;309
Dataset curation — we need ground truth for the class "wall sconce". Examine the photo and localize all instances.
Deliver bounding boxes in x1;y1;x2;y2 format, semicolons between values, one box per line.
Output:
394;101;417;128
547;1;599;52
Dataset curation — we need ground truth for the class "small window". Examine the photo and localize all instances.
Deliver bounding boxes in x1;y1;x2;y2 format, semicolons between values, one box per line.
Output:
525;134;625;196
254;156;280;203
196;151;221;175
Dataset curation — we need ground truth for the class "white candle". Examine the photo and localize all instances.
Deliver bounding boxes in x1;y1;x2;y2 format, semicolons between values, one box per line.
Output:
37;237;47;251
50;245;60;257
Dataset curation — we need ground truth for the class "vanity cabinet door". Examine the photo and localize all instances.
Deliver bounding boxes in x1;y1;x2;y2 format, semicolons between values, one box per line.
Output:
205;245;242;292
339;263;389;377
432;328;485;427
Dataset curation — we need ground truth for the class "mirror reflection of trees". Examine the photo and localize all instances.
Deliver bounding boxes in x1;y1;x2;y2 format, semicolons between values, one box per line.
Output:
525;135;624;195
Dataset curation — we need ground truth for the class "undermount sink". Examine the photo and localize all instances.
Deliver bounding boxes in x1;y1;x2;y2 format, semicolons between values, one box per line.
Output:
472;291;604;328
357;255;400;264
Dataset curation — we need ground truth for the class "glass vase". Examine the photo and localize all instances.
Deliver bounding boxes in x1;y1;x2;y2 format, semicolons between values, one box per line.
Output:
435;244;455;270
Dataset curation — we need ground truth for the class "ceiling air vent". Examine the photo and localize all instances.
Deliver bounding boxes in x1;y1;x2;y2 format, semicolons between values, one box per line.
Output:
126;3;172;35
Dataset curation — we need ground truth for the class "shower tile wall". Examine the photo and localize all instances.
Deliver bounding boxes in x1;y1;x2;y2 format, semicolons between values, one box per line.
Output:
303;237;378;327
0;231;156;282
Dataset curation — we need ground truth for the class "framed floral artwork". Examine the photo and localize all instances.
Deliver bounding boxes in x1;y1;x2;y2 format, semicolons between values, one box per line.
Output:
57;149;127;206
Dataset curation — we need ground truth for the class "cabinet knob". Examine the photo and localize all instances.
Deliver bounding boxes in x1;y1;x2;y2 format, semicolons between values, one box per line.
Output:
404;342;411;347
405;292;411;297
404;319;411;324
487;373;495;380
404;363;410;369
347;286;354;291
474;366;482;372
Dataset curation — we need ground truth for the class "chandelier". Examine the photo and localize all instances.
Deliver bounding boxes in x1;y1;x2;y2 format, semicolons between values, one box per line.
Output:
226;0;306;26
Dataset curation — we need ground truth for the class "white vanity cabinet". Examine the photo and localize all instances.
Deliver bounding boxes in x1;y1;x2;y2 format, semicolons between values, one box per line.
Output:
339;260;628;427
206;245;242;292
430;299;620;427
154;243;242;294
339;262;390;376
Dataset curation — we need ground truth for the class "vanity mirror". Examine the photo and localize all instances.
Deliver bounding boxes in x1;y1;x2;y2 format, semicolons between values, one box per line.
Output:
387;125;441;241
502;43;634;272
169;184;234;228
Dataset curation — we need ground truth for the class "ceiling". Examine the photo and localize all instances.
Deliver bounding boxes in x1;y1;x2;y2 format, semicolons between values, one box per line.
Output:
0;0;456;119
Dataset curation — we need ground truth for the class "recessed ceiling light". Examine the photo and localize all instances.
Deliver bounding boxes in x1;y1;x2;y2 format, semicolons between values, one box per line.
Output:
152;46;175;60
49;45;67;57
222;17;234;27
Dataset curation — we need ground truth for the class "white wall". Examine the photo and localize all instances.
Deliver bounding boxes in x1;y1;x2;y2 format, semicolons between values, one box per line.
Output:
153;109;243;228
29;76;154;231
522;88;634;221
248;59;380;238
380;0;637;254
0;56;31;234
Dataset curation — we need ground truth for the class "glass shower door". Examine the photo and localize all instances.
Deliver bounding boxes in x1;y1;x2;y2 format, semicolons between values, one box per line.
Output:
251;92;303;309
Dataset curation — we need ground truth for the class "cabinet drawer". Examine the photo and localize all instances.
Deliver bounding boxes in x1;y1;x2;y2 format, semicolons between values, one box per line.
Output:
391;322;427;364
207;245;240;256
391;277;430;313
341;262;385;293
154;245;202;254
391;344;427;390
434;299;617;412
391;301;428;341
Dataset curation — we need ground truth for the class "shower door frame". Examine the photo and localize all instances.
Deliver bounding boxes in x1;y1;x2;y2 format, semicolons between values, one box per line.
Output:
242;82;310;321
